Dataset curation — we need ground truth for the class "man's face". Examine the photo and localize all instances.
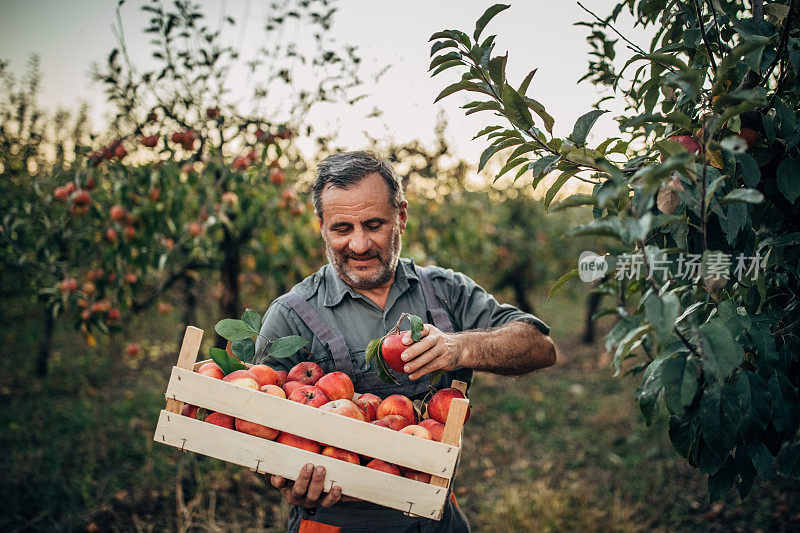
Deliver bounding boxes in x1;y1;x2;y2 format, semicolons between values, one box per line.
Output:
318;172;407;291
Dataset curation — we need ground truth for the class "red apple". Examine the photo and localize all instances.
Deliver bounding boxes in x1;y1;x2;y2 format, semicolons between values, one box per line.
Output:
321;446;360;464
399;424;434;440
427;388;470;425
418;419;445;442
276;432;321;454
235;418;279;440
319;399;366;421
249;364;282;388
260;384;286;398
381;331;410;373
287;361;324;385
205;412;235;429
660;135;701;161
60;277;78;293
289;385;329;408
365;459;401;476
354;395;378;422
181;404;199;419
376;394;416;424
276;370;288;386
315;371;354;401
197;362;225;379
222;369;260;390
374;414;411;431
283;380;305;397
401;468;432;483
110;205;125;222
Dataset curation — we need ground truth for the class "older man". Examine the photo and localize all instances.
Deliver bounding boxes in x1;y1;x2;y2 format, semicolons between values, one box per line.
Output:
255;150;556;532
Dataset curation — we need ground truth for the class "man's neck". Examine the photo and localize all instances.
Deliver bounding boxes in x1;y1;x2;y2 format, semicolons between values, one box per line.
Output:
353;282;393;310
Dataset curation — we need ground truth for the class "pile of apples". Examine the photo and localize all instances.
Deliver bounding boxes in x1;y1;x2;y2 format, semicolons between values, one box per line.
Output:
182;360;469;483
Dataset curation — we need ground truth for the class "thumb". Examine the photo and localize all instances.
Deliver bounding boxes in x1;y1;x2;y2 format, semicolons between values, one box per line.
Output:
270;475;286;489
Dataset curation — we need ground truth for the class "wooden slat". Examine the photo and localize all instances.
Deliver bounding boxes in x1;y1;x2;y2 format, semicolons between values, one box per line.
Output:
154;410;449;519
451;380;467;394
165;367;460;477
165;326;204;414
429;398;470;488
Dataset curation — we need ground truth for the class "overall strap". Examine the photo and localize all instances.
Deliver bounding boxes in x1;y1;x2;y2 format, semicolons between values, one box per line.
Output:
280;293;354;375
415;265;454;333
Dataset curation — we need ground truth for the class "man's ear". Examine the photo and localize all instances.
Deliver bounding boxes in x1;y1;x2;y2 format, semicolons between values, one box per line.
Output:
398;201;408;233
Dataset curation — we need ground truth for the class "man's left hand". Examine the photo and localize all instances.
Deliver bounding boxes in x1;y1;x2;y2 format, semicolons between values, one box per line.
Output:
399;324;463;380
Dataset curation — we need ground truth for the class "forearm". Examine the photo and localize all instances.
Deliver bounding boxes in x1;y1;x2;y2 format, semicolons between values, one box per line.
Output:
456;320;556;375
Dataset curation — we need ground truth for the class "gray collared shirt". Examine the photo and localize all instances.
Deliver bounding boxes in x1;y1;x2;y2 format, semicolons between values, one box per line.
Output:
254;258;549;374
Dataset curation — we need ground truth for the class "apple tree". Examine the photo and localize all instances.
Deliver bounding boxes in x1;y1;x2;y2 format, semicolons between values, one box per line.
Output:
429;2;800;499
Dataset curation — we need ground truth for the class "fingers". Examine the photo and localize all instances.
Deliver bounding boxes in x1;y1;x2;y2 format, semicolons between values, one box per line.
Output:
305;466;327;502
401;329;440;363
320;484;342;507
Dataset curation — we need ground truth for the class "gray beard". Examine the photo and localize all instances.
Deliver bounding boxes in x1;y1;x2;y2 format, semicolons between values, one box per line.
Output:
325;225;402;290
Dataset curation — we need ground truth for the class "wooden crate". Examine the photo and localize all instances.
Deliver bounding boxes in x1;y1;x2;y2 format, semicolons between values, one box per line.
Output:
153;326;469;520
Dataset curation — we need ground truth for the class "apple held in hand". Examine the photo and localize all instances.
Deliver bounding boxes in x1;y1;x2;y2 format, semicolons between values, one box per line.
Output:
316;371;354;401
381;330;410;373
287;361;324;385
427;388;470;425
288;385;329;408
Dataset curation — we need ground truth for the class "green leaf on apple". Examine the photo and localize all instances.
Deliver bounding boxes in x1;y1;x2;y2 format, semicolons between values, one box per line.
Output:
209;347;247;375
215;318;258;341
406;314;424;342
365;337;382;364
241;308;262;333
231;338;256;363
374;349;400;385
269;335;308;359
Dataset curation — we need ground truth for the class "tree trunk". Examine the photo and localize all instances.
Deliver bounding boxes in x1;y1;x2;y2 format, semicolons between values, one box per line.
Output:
582;289;603;345
218;227;241;347
35;307;55;376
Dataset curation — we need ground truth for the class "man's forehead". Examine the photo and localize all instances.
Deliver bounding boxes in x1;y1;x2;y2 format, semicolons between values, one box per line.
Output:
320;173;393;212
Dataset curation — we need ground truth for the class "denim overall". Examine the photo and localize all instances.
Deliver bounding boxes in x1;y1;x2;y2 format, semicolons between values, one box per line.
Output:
281;266;471;533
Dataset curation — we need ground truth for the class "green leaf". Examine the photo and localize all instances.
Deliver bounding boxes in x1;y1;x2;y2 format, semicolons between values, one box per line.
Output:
431;59;464;77
472;125;503;140
544;168;580;210
518;68;537;96
209;347;247;375
406;314;424;342
215;318;258;341
669;415;695;459
430;39;459;55
548;193;597;212
777;158;800;203
662;354;700;414
769;371;800;436
429;51;463;71
433;80;470;103
374;347;399;385
644;292;680;345
735;153;761;188
241;308;261;333
733;370;772;440
528;154;560;179
501;83;534;130
269;335;308;359
479;142;503;172
699;321;743;382
231;338;256;364
429;369;445;388
638;356;667;425
720;188;764;205
699;381;741;452
613;324;652;376
570;110;608;147
464;101;503;116
547;268;578;300
708;456;736;501
777;444;800;480
488;54;507;87
365;337;382;364
748;442;776;481
473;4;510;41
524;97;555;133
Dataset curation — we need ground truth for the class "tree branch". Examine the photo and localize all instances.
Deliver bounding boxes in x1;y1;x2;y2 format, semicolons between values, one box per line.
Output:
692;0;718;73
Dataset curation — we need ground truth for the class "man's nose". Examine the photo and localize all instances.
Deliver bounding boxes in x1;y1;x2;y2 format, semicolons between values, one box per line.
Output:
349;228;371;254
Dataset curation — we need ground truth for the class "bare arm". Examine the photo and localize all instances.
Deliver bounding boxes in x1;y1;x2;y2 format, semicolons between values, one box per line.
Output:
400;320;556;380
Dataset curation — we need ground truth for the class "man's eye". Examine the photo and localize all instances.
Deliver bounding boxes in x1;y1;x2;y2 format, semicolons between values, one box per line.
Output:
366;223;382;231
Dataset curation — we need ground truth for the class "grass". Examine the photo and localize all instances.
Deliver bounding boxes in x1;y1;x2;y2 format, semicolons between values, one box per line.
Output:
1;287;799;532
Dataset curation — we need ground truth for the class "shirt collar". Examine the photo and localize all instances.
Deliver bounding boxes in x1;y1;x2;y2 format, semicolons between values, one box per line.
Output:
323;257;419;308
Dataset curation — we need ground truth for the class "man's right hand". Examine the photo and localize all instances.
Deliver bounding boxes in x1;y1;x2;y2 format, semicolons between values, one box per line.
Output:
270;464;342;508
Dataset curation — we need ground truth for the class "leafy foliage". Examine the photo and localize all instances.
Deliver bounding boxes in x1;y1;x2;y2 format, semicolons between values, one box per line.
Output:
430;1;800;500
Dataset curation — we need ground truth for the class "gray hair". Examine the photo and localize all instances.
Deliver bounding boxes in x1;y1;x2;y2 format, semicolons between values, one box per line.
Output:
313;151;405;220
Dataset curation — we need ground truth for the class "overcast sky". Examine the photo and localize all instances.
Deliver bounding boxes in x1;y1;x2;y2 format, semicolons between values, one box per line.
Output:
1;1;644;169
